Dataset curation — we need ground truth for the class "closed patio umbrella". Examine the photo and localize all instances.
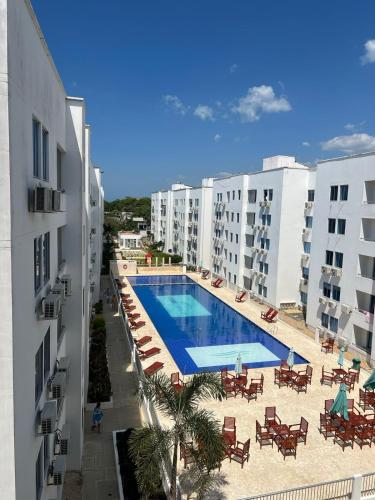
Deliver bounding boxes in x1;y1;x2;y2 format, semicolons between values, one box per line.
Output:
287;348;295;369
337;346;345;367
235;353;242;377
364;369;375;390
331;383;349;421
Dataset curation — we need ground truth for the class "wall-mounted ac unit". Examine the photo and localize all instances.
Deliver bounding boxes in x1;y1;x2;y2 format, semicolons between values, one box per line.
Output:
305;201;313;209
259;249;267;255
60;275;72;296
303;228;310;235
39;294;61;320
301;253;309;263
52;282;66;301
50;372;67;399
48;456;66;486
39;400;57;435
328;300;337;309
54;424;70;455
321;265;332;275
30;186;53;212
52;190;63;211
331;267;343;277
319;296;328;305
341;304;353;314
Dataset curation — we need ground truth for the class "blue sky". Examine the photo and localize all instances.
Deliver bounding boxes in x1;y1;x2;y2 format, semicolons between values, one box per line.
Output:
32;0;375;200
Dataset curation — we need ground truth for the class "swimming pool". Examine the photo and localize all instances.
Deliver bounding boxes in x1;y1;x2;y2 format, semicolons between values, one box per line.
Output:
128;275;308;375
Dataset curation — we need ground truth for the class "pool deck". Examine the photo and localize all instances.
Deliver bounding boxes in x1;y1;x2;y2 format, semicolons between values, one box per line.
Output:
120;270;375;499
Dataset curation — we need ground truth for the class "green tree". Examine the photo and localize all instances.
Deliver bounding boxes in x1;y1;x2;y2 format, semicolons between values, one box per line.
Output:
129;372;226;500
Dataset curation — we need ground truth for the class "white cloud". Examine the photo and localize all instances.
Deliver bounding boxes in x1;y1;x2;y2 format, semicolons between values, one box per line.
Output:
321;133;375;154
162;94;188;115
231;85;292;122
302;141;310;147
344;121;366;131
230;64;238;73
361;39;375;65
214;134;222;142
193;105;214;121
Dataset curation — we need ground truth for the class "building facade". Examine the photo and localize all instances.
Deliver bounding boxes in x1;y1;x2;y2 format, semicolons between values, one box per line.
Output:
0;1;104;499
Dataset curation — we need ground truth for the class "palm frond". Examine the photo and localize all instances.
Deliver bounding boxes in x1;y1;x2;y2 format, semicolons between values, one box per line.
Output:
138;372;180;419
179;465;228;500
180;372;225;411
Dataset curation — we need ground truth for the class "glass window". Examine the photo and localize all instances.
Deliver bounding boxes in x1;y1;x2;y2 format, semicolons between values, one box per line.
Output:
236;213;240;223
238;190;241;200
43;328;50;382
326;250;333;265
232;190;235;200
307;190;315;202
332;285;341;301
235;234;239;243
258;284;262;295
264;262;269;275
36;444;43;500
302;267;309;279
303;241;311;254
323;282;331;298
330;185;338;201
340;185;349;201
321;312;329;328
248;190;257;203
33;118;41;178
247;212;255;225
266;214;271;226
300;291;308;304
268;189;273;201
34;236;42;293
42;128;49;181
35;343;43;406
263;286;267;298
328;218;336;233
261;214;266;225
335;252;344;268
43;232;50;284
305;216;313;228
337;219;346;235
226;191;230;202
230;233;233;242
234;274;237;285
329;316;338;333
231;212;234;222
229;253;232;262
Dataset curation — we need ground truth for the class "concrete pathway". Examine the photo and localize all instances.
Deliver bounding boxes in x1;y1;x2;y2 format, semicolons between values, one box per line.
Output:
81;276;143;500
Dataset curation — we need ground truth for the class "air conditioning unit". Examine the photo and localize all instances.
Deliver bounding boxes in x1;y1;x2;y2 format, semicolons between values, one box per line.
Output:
305;201;313;209
328;300;337;309
341;304;353;314
50;372;67;399
301;253;309;263
319;296;328;305
30;186;53;212
55;424;70;455
39;401;57;435
303;228;310;235
259;249;267;255
331;267;343;277
52;190;63;212
48;456;66;486
321;265;332;275
261;225;267;231
51;282;66;301
40;294;61;320
60;275;72;296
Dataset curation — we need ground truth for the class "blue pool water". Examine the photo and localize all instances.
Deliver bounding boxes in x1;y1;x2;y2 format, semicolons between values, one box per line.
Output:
127;275;308;375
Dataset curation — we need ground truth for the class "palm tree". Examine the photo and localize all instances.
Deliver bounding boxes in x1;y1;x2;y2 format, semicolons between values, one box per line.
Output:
128;371;226;500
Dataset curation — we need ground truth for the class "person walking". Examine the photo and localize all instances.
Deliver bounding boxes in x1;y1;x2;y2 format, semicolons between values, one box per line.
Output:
91;402;104;433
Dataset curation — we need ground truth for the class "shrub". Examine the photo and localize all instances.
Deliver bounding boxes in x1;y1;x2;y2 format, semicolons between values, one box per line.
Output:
88;316;112;402
92;317;105;330
94;301;103;314
171;254;183;264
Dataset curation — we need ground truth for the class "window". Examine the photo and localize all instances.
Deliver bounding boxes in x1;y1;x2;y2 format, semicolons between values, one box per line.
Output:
264;189;273;201
228;272;232;282
321;312;329;328
35;343;43;406
36;444;43;500
230;233;233;242
44;435;50;477
258;284;262;296
305;216;313;228
261;214;266;225
43;328;50;382
229;253;232;262
235;234;239;243
246;234;254;247
232;190;235;200
57;314;65;347
247;212;255;225
326;250;333;266
302;267;309;280
303;241;311;254
236;213;240;223
337;219;346;235
234;274;237;285
266;214;271;226
238;190;241;200
335;252;344;268
244;256;253;269
300;291;308;304
226;191;230;202
57;227;64;267
260;238;270;250
340;184;349;201
329;316;338;333
323;282;331;298
248;189;257;203
328;218;336;233
332;285;341;301
307;190;315;202
34;235;43;293
235;255;238;264
43;232;50;284
231;212;234;222
33;118;41;178
42;128;49;181
330;185;338;201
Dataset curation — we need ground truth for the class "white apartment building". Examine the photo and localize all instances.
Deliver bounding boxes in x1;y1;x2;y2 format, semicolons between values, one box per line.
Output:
151;189;173;250
0;2;104;499
306;152;375;362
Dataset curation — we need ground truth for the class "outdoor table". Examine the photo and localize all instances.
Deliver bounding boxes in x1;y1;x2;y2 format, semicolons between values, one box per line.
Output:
269;423;290;438
281;369;298;385
333;368;347;383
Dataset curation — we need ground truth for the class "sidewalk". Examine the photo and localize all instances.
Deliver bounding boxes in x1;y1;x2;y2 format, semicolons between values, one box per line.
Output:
81;275;143;500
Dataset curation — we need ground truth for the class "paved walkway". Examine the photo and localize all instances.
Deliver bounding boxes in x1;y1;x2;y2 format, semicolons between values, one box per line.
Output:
81;276;143;500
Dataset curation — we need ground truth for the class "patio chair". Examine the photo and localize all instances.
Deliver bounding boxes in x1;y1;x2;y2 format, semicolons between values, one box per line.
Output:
291;374;308;394
144;361;164;377
261;307;273;319
319;413;335;440
324;399;334;414
359;389;375;411
355;426;373;449
223;416;236;431
236;366;248;389
334;426;355;451
280;359;289;370
364;413;375;430
229;439;250;468
129;319;146;330
251;373;264;395
289;417;308;445
241;383;258;403
171;372;184;392
274;368;289;388
122;297;133;304
348;368;360;383
344;372;356;393
347;399;360;415
263;309;278;323
180;442;195;468
135;335;152;348
201;269;210;280
223;380;237;399
255;420;273;448
235;290;247;303
275;435;297;460
298;365;313;384
138;347;161;360
321;337;334;354
264;407;281;428
221;368;235;384
320;366;334;386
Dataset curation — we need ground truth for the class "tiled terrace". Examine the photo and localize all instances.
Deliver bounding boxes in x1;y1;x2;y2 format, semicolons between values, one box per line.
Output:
117;270;375;499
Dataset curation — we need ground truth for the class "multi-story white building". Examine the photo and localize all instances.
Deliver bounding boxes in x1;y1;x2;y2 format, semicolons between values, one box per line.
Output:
0;1;103;499
306;152;375;361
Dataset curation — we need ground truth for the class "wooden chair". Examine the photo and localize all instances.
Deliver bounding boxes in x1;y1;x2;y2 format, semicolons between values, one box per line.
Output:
171;372;184;392
319;413;335;440
274;368;289;388
321;337;334;353
236;366;248;389
359;389;375;411
291;374;308;394
325;399;334;415
355;426;373;449
255;420;273;448
223;416;236;431
347;399;360;415
289;417;308;445
344;372;356;392
221;368;235;384
275;435;297;460
298;365;313;384
241;383;257;403
334;427;355;451
348;369;360;383
251;373;264;395
280;359;288;370
264;407;281;428
320;366;334;386
229;439;250;468
223;379;237;399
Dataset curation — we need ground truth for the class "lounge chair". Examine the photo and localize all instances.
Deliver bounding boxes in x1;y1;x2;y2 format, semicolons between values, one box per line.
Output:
235;290;247;303
138;347;161;360
229;439;250;468
135;335;152;348
171;372;184;392
321;337;334;353
255;420;273;448
120;293;131;299
124;304;136;312
261;307;274;319
201;270;210;280
211;278;224;288
130;319;146;330
144;361;164;377
263;309;278;323
127;312;141;320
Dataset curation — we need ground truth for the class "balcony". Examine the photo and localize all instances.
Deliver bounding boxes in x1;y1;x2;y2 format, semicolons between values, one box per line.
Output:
302;228;311;240
259;200;271;209
321;265;342;278
304;201;314;210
